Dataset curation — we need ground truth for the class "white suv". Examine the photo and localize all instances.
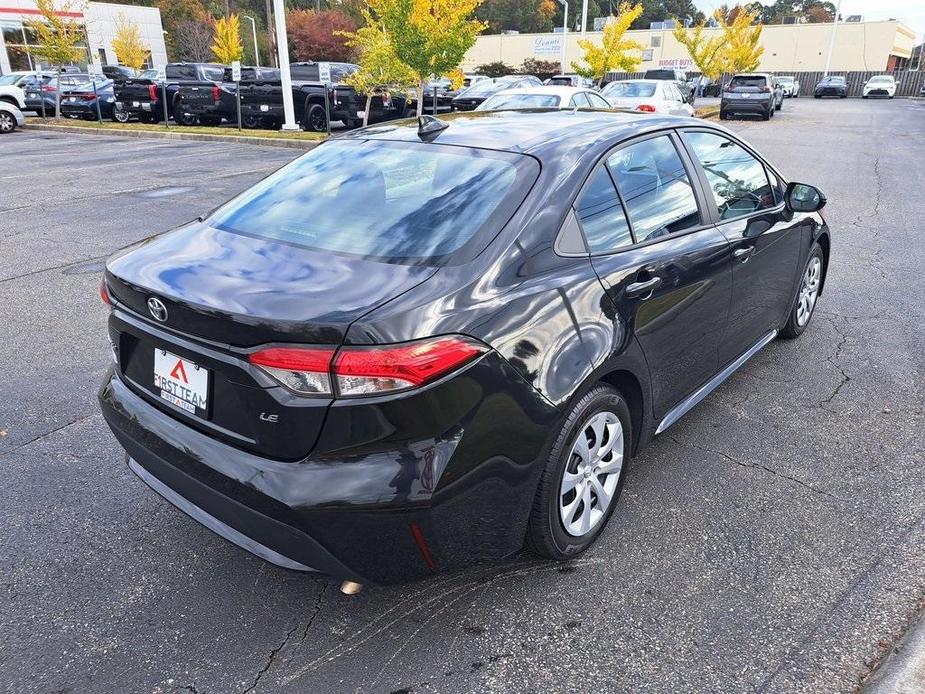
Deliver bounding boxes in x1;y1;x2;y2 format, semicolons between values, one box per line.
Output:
862;75;896;99
0;74;27;110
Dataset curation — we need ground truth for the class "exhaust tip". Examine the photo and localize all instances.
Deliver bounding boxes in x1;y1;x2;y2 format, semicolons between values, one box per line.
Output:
340;580;363;595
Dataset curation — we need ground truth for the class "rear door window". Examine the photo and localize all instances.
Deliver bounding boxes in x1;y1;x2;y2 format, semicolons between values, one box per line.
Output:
684;131;777;220
569;92;591;108
574;167;633;252
587;92;611;108
606;135;701;242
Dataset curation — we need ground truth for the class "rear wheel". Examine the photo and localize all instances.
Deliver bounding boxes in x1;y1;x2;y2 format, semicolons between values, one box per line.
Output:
781;244;824;339
719;110;729;120
526;384;631;560
175;110;197;126
113;106;130;123
304;103;327;132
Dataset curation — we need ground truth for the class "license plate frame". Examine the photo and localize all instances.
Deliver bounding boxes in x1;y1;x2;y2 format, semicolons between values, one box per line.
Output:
153;348;210;418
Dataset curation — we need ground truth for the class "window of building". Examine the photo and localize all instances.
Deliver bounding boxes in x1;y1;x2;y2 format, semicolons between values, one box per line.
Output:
651;35;662;47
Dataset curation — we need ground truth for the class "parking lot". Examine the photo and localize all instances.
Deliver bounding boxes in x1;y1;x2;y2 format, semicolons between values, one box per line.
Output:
1;97;924;693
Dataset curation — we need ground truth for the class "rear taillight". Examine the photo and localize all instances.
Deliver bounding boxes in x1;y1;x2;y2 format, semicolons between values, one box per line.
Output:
211;85;220;101
636;104;656;112
148;84;158;101
248;336;486;397
42;85;56;92
99;279;111;306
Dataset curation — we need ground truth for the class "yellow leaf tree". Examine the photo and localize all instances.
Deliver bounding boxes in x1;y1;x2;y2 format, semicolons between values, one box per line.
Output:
717;8;763;73
340;16;417;126
24;0;86;118
212;14;243;64
672;20;725;81
571;3;645;85
369;0;486;118
111;14;150;72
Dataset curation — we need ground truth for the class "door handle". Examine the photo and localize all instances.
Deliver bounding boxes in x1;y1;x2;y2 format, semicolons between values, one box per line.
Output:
733;245;756;261
626;276;662;298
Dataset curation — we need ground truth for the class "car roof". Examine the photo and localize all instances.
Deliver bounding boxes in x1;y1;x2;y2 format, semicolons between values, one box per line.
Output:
339;110;700;158
490;85;594;97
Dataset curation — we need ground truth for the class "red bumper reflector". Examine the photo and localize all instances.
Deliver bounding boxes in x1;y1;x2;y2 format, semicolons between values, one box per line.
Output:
409;522;437;571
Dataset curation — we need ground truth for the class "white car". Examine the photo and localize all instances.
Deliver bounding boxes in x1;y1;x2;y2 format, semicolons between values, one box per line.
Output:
0;73;27;109
600;79;695;116
777;75;800;98
0;101;25;133
862;75;896;98
474;85;612;111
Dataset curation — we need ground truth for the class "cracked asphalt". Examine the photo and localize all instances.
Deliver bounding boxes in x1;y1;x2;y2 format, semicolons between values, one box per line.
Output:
1;98;924;694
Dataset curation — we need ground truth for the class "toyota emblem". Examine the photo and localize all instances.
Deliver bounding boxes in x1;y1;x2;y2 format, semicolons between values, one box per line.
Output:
147;297;168;322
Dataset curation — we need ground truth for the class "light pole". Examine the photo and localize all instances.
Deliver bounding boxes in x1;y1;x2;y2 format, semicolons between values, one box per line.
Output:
822;0;842;77
581;0;588;38
272;0;298;130
556;0;568;75
242;15;259;67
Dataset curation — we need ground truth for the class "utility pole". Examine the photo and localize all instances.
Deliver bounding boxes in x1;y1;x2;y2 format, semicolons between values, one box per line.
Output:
273;0;298;130
243;15;259;66
556;0;568;75
581;0;588;39
822;0;842;77
265;0;277;68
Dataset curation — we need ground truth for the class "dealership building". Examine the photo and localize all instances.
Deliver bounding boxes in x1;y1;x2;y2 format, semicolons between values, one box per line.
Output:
0;0;167;75
463;19;918;74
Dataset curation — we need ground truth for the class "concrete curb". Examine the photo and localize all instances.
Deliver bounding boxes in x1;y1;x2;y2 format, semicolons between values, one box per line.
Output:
863;613;925;693
24;122;323;150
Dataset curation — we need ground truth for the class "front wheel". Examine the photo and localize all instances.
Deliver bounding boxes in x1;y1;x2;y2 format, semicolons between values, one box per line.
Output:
0;111;16;133
526;384;631;560
781;244;824;339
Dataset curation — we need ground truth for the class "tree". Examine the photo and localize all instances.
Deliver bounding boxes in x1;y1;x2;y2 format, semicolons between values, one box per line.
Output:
24;0;87;118
212;14;244;63
475;60;514;77
111;14;150;72
477;0;555;34
174;19;214;62
717;8;763;72
520;58;561;80
571;2;645;85
288;10;357;62
340;16;416;125
673;16;725;79
370;0;486;117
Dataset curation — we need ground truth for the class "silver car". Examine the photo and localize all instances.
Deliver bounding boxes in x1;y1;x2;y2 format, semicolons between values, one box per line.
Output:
600;79;695;116
0;101;25;133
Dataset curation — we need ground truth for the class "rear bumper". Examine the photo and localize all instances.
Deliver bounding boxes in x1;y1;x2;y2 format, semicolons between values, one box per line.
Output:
721;98;772;114
99;345;559;584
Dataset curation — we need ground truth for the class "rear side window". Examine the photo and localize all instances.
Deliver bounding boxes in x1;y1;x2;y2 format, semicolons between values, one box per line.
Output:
606;136;701;242
209;140;537;264
575;167;633;252
587;93;611;109
685;131;776;220
569;92;591;108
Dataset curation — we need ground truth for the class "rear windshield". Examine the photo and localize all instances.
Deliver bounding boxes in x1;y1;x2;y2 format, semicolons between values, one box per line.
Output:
644;70;677;80
869;76;894;82
777;77;794;83
547;77;572;86
477;93;560;110
823;76;845;83
730;75;768;89
209;140;538;264
603;81;656;97
459;80;505;97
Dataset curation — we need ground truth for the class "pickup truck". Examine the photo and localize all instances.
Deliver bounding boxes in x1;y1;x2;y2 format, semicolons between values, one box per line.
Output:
237;61;407;131
174;66;280;125
113;62;225;123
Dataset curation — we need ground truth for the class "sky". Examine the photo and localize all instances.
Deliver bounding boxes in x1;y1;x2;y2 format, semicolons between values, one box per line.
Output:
693;0;925;40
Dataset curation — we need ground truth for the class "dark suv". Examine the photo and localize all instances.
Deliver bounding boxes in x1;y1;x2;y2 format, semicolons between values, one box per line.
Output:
99;111;831;589
721;73;783;120
643;68;694;103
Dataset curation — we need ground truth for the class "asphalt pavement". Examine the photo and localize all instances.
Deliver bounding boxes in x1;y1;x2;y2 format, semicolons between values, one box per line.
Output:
1;98;924;694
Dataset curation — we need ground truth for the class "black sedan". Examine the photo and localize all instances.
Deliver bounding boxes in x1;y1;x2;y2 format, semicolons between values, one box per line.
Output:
98;111;831;589
814;75;848;98
60;79;119;120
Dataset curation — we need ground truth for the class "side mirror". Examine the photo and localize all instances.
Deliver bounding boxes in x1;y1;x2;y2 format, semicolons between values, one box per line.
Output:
786;182;827;213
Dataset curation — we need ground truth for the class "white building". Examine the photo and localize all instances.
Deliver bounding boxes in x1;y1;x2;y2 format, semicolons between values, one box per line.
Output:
0;1;167;75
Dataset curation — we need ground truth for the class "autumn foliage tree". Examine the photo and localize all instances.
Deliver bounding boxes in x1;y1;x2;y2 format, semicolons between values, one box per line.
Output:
716;8;763;73
340;16;416;125
369;0;486;117
288;10;358;62
212;14;244;64
111;14;150;72
672;17;725;80
571;2;645;85
23;0;86;118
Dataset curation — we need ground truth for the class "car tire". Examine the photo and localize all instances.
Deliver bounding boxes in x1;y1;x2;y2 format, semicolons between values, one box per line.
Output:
304;103;327;132
814;94;821;99
175;111;197;126
526;384;631;560
0;111;16;133
840;95;846;99
113;107;130;123
780;243;824;339
863;95;868;99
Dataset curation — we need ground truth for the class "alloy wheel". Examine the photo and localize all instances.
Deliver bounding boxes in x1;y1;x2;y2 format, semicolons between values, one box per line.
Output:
796;256;822;326
0;113;13;132
559;411;624;537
